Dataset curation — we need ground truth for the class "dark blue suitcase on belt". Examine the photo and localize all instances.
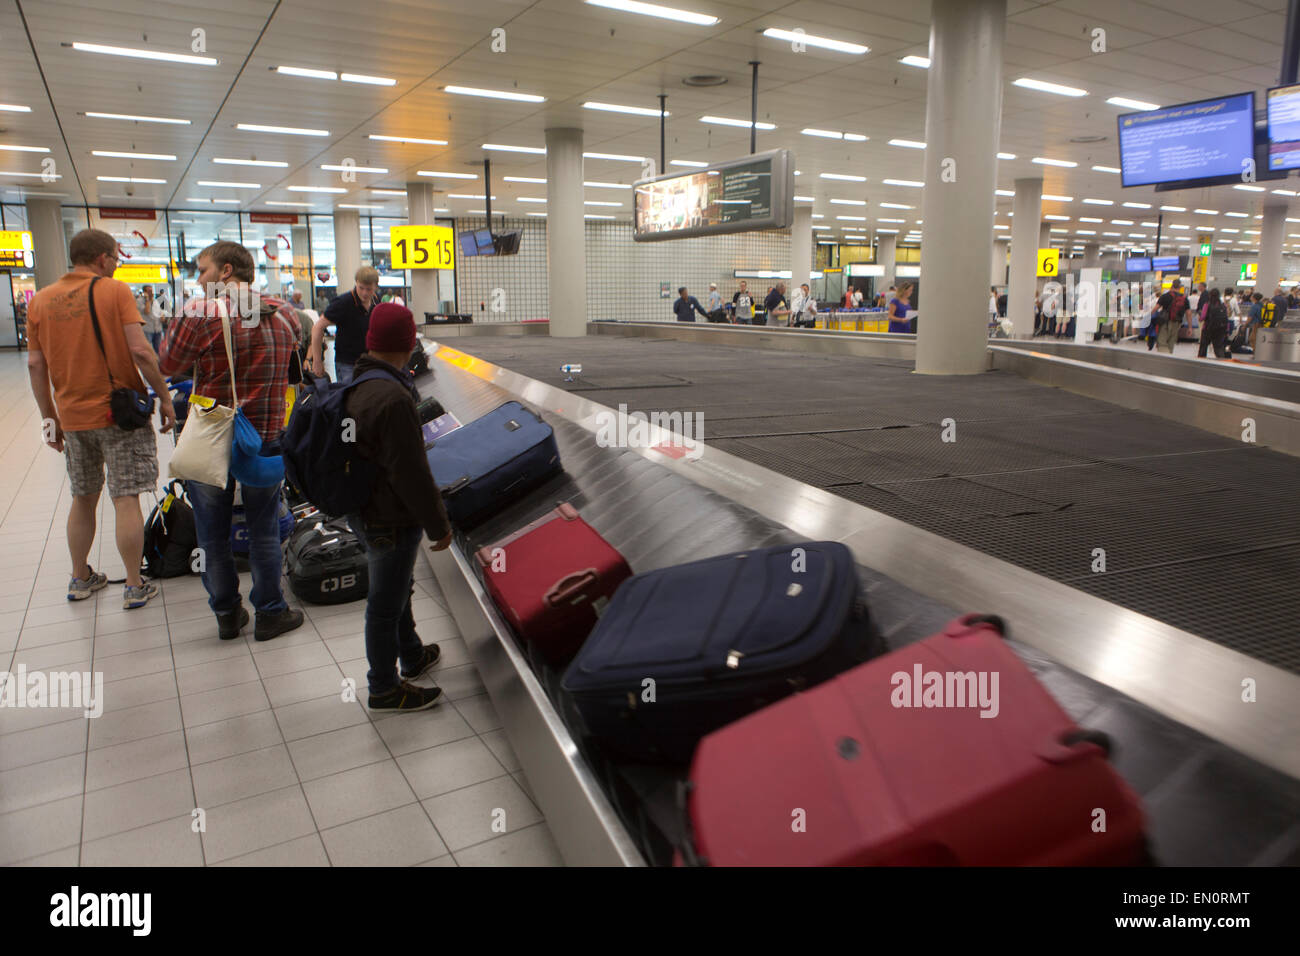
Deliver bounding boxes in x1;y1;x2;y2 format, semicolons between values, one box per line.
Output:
561;541;884;763
425;401;562;529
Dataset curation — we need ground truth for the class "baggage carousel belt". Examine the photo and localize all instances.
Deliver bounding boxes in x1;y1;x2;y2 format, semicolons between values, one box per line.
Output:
453;335;1300;677
416;346;1300;867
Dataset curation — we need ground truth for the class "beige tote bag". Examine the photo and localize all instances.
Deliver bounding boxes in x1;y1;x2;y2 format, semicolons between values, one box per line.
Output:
168;301;239;487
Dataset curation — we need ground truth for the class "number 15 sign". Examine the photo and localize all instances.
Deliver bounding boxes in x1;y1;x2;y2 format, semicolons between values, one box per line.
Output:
390;225;455;270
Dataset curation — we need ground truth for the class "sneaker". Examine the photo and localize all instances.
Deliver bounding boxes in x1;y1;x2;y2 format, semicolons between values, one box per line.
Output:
368;681;443;712
217;606;250;641
123;581;160;610
254;607;304;642
67;567;108;601
399;643;442;681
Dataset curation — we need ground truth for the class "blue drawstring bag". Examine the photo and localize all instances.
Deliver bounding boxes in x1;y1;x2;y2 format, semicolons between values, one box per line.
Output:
230;409;285;488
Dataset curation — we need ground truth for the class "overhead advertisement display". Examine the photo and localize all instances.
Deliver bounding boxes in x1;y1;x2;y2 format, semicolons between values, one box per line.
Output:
1117;93;1255;188
633;149;794;241
1266;84;1300;170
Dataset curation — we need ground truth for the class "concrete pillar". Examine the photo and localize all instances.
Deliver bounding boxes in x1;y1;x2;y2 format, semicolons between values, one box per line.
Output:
1008;177;1042;335
545;128;585;337
876;233;897;290
991;238;1009;286
791;205;813;293
1038;221;1052;250
333;209;362;295
405;181;440;324
1083;242;1100;268
1258;204;1285;297
915;0;1006;374
26;197;66;291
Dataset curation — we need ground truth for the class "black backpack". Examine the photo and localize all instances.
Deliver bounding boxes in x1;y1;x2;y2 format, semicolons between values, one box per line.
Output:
144;481;198;578
286;514;369;604
406;346;431;378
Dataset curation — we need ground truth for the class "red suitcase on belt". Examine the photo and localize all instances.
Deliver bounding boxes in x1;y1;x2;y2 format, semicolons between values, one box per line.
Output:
475;503;632;666
680;614;1147;866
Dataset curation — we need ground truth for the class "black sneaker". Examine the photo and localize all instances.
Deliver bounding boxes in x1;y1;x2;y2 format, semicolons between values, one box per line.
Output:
400;643;442;681
217;606;250;641
368;681;443;712
254;607;305;642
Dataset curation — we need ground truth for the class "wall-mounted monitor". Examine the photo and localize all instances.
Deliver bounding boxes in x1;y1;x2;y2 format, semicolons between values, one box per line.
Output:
1118;93;1257;188
457;231;479;258
1125;256;1152;272
633;148;794;241
473;228;495;255
1266;84;1300;171
1151;255;1181;271
492;231;521;255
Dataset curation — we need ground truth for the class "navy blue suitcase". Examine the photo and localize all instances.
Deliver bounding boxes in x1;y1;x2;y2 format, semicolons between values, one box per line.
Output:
426;401;562;528
561;541;883;763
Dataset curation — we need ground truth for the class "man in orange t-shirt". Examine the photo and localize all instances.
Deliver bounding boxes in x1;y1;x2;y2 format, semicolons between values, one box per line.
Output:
26;229;176;609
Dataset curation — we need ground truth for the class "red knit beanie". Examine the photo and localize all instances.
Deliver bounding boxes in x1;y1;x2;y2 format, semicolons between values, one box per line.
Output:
366;302;416;353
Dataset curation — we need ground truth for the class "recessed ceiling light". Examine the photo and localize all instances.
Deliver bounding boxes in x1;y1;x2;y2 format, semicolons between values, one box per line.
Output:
445;85;545;102
1111;219;1134;225
1079;217;1103;223
238;123;329;136
1224;211;1249;217
197;180;260;188
1194;208;1219;215
288;185;347;193
1050;228;1069;234
277;65;337;80
1107;96;1160;111
86;111;190;125
367;189;406;197
1092;165;1121;174
876;228;899;234
899;55;930;68
321;164;388;174
1082;198;1113;205
994;189;1015;197
341;73;395;86
792;195;815;202
888;139;926;150
878;202;912;209
699;115;776;130
1033;157;1077;167
0;144;50;153
584;214;616;219
585;200;622;206
1233;184;1265;192
1271;188;1298;196
830;198;866;205
71;41;217;66
882;178;924;187
0;104;31;112
1076;230;1096;235
96;176;166;183
1044;214;1070;221
835;215;867;221
1121;202;1151;208
819;172;866;182
446;194;497;200
670;159;708;168
584;151;645;162
1169;224;1190;230
1042;194;1073;202
997;152;1016;160
802;129;843;139
263;201;315;207
92;150;176;161
214;158;288;168
810;213;824;219
1140;221;1158;227
337;203;383;209
585;0;718;26
761;28;868;54
517;197;546;203
583;101;667;116
369;134;447;146
483;144;547;154
1014;77;1087;97
584;181;628;189
417;170;479;179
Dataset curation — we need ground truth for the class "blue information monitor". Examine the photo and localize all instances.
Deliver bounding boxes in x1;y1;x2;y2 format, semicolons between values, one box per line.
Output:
1152;255;1180;271
1118;93;1256;188
1266;84;1300;171
1125;257;1152;272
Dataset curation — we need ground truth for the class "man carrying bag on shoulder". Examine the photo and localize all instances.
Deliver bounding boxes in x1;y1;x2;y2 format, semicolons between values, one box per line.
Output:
1154;279;1188;355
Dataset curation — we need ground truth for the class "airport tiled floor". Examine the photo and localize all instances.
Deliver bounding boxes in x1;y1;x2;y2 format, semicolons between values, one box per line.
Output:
0;352;561;866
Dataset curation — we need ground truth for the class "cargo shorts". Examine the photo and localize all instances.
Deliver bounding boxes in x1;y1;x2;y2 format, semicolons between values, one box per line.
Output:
63;425;158;498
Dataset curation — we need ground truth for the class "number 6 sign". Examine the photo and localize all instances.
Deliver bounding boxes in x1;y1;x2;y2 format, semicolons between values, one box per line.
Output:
390;225;456;270
1036;247;1059;277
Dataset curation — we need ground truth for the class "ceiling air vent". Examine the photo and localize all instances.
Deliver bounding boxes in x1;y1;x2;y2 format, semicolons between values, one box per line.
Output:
1069;135;1107;144
683;75;728;87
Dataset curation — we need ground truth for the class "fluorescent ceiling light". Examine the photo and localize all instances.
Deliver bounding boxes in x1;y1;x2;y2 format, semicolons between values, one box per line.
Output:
337;203;382;209
212;199;240;204
1194;208;1219;215
447;194;497;200
1042;194;1073;202
288;185;346;193
1221;228;1239;233
993;224;1009;229
583;101;667;116
900;55;930;68
505;176;547;184
1102;232;1121;236
277;65;337;80
1224;211;1249;217
670;160;708;168
1092;165;1121;173
1107;96;1160;111
879;218;905;223
1233;184;1265;192
1122;202;1151;208
844;133;868;141
417;170;478;179
762;28;868;54
1076;230;1096;235
878;202;912;209
238;123;329;136
86;111;190;124
92;150;176;161
584;181;627;189
483;143;547;154
445;85;545;102
1140;221;1158;227
96;176;165;183
1272;189;1297;196
1014;77;1087;97
527;212;547;217
369;189;407;196
699;115;775;130
1082;198;1113;205
1050;228;1068;234
1044;214;1070;221
810;214;824;219
802;128;842;139
584;0;718;25
889;139;926;149
517;197;546;203
369;134;447;145
0;171;59;179
341;73;395;86
1032;156;1077;167
1127;233;1146;238
1169;224;1190;230
1079;216;1103;223
198;180;260;188
995;189;1015;197
0;104;31;112
214;157;287;167
584;151;645;162
1195;225;1215;231
882;179;923;187
811;225;831;230
263;201;313;207
1159;205;1185;211
0;144;49;153
876;229;898;234
843;235;867;240
585;200;622;206
584;214;616;219
835;215;867;221
830;199;866;205
821;173;866;182
1111;219;1134;225
792;195;815;202
997;152;1016;160
321;163;388;174
71;41;217;66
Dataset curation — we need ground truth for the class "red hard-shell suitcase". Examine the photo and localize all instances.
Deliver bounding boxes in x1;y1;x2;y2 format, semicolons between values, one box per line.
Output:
680;614;1147;866
476;503;632;666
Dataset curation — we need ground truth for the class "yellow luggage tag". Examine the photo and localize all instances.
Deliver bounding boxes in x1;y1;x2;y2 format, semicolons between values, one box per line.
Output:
160;493;174;513
189;394;216;409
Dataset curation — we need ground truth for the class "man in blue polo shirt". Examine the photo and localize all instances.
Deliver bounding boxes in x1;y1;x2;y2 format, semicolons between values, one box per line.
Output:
672;287;710;322
308;265;379;384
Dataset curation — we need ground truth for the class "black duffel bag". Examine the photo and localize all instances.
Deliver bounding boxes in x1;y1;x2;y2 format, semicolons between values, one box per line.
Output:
286;514;369;605
144;481;198;578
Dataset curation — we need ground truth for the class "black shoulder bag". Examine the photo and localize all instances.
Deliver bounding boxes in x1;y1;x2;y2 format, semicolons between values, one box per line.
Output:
87;276;155;431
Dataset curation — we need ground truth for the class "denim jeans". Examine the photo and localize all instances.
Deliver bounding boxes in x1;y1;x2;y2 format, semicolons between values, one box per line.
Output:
187;446;287;617
335;361;355;385
354;519;424;695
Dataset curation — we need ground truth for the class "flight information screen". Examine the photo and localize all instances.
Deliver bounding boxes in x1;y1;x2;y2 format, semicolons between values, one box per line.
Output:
633;149;794;241
1267;84;1300;170
1118;93;1255;187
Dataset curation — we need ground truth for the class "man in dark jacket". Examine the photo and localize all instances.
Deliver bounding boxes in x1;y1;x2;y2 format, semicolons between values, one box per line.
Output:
345;303;453;711
672;287;710;322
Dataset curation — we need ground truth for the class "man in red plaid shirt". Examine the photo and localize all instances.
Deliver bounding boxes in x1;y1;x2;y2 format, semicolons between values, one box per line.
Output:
160;240;305;643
